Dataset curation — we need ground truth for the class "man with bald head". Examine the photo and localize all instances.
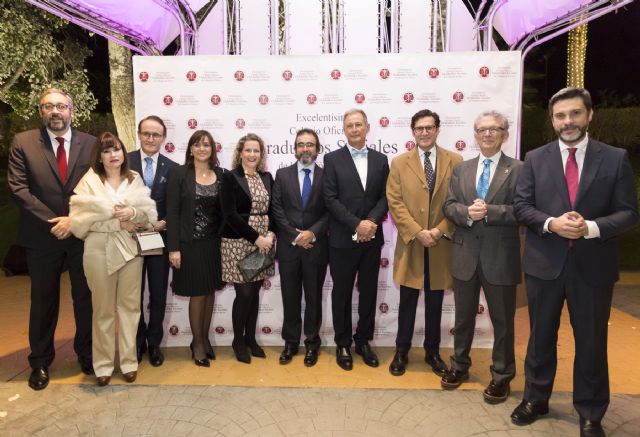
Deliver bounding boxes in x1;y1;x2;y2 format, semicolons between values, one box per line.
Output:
8;88;95;390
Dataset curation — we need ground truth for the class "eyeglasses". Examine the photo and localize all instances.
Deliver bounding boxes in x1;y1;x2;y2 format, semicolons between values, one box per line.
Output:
413;125;437;134
40;103;70;112
296;142;317;149
139;131;164;140
475;127;505;135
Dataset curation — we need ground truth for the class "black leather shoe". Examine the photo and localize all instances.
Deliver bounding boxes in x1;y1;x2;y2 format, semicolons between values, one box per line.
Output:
355;343;379;367
28;367;49;391
303;348;318;367
483;380;510;404
137;342;147;363
441;369;469;389
233;342;251;364
205;340;216;360
148;345;164;367
510;400;549;426
579;416;605;437
78;355;94;375
246;341;266;358
425;353;449;377
336;347;353;371
194;357;211;367
279;345;298;365
389;350;408;376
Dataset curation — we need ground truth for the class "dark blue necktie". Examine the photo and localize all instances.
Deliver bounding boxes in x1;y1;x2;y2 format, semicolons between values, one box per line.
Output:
301;168;311;208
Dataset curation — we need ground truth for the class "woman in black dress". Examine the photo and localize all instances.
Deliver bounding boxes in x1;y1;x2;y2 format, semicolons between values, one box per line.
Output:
220;133;275;364
166;130;225;367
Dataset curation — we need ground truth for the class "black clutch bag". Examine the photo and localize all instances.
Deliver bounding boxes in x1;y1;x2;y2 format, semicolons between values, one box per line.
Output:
237;248;274;282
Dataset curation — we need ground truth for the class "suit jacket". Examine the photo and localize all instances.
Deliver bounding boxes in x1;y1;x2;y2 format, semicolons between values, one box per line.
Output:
8;127;95;249
272;163;329;263
386;146;462;290
219;166;275;243
166;165;226;252
323;146;389;249
514;139;638;286
128;150;178;221
443;153;523;286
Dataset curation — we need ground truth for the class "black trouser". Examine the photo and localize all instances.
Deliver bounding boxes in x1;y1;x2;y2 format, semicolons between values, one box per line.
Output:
395;247;443;356
329;245;381;347
279;252;327;350
136;252;170;348
26;240;92;369
523;251;612;422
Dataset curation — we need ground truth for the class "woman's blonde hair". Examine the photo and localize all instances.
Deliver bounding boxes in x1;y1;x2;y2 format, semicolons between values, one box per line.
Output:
232;133;267;172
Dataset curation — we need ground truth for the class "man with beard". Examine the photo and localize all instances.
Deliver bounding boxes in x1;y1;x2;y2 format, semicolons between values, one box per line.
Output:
8;88;95;390
511;87;638;437
272;129;329;366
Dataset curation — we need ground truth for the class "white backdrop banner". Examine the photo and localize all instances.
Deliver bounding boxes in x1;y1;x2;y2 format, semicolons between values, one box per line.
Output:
132;52;522;349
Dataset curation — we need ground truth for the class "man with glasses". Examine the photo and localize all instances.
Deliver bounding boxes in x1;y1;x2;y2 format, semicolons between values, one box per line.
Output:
386;109;462;377
128;115;178;366
272;129;329;367
8;88;95;390
441;111;522;404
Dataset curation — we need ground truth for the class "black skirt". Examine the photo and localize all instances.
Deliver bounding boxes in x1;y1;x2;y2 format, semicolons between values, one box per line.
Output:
172;238;223;296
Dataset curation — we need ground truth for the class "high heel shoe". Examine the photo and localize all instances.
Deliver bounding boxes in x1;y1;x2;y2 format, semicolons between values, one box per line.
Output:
205;340;216;360
190;343;211;367
245;338;266;358
232;341;251;364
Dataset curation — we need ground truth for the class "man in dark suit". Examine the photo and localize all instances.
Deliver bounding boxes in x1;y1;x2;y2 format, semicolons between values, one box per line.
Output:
8;88;95;390
511;88;638;437
323;109;389;371
272;129;329;367
128;115;178;366
442;110;522;404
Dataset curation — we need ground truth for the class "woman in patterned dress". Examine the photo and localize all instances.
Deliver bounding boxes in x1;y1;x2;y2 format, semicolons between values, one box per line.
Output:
166;130;225;367
220;133;275;363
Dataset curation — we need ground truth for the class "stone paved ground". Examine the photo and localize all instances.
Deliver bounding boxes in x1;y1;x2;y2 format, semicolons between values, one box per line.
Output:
0;382;638;436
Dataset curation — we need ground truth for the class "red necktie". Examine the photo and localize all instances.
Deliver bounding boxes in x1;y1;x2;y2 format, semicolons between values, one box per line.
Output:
55;137;67;184
565;147;578;207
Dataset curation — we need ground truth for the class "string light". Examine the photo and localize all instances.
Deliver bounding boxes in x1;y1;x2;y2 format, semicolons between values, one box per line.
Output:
567;23;588;87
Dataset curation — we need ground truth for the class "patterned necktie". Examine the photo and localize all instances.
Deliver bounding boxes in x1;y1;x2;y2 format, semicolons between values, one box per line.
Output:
423;151;435;193
476;158;492;200
301;168;311;208
55;137;67;184
143;157;154;188
565;148;579;207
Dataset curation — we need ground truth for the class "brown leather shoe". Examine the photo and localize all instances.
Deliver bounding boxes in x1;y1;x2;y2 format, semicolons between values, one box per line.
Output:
123;371;137;383
97;376;111;387
483;380;510;404
440;369;469;389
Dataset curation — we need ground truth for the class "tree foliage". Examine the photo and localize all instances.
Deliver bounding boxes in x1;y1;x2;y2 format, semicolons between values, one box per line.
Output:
0;0;96;121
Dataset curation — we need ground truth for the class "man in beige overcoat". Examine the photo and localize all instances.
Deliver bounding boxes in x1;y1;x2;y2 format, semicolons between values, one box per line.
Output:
386;109;462;377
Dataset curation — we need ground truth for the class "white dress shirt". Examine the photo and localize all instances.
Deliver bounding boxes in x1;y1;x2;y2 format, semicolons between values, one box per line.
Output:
47;129;71;164
347;144;368;189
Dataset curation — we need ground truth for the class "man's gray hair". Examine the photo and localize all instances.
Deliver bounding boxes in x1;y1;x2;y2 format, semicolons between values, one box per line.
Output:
343;108;368;124
39;88;74;108
474;110;509;131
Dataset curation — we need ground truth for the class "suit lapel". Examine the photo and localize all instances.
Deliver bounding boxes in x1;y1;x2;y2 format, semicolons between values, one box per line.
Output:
153;155;169;189
288;164;303;207
575;140;603;208
129;151;142;175
39;128;63;185
66;129;83;185
485;154;513;203
548;142;572;209
310;164;323;205
463;156;480;201
433;146;451;196
342;146;365;192
407;148;427;187
233;167;251;199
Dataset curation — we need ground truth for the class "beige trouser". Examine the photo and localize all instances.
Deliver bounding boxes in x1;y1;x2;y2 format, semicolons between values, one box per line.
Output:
83;233;143;377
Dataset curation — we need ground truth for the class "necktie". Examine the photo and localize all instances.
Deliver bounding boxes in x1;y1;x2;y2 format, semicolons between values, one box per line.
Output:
476;158;492;200
55;137;67;184
423;151;435;193
565;148;579;207
143;157;154;188
351;147;368;158
301;168;311;208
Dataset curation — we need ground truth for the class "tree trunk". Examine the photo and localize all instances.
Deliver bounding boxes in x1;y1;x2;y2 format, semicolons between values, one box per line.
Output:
567;23;588;88
108;40;136;151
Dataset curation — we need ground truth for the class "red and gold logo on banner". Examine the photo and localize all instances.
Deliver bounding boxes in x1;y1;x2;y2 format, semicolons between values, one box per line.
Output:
169;325;179;335
210;95;221;105
215;142;222;153
235;118;246;129
165;142;175;153
261;326;272;334
403;92;414;103
234;70;245;81
186;70;197;81
479;66;490;77
379;68;390;79
215;326;225;334
455;140;466;151
379;303;389;313
379;117;390;127
330;69;341;80
380;257;389;267
263;279;271;290
307;94;317;104
187;119;198;129
428;67;440;78
453;91;464;102
478;304;485;314
139;71;149;82
163;95;173;106
405;141;416;151
258;94;269;105
355;93;365;104
282;70;293;81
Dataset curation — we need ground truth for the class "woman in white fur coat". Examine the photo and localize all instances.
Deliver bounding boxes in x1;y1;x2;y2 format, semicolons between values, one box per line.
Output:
70;132;157;386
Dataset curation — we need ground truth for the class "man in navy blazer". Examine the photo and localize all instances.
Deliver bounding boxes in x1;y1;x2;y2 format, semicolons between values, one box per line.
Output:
323;109;389;371
511;88;638;437
128;115;178;366
8;88;94;390
272;129;329;367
